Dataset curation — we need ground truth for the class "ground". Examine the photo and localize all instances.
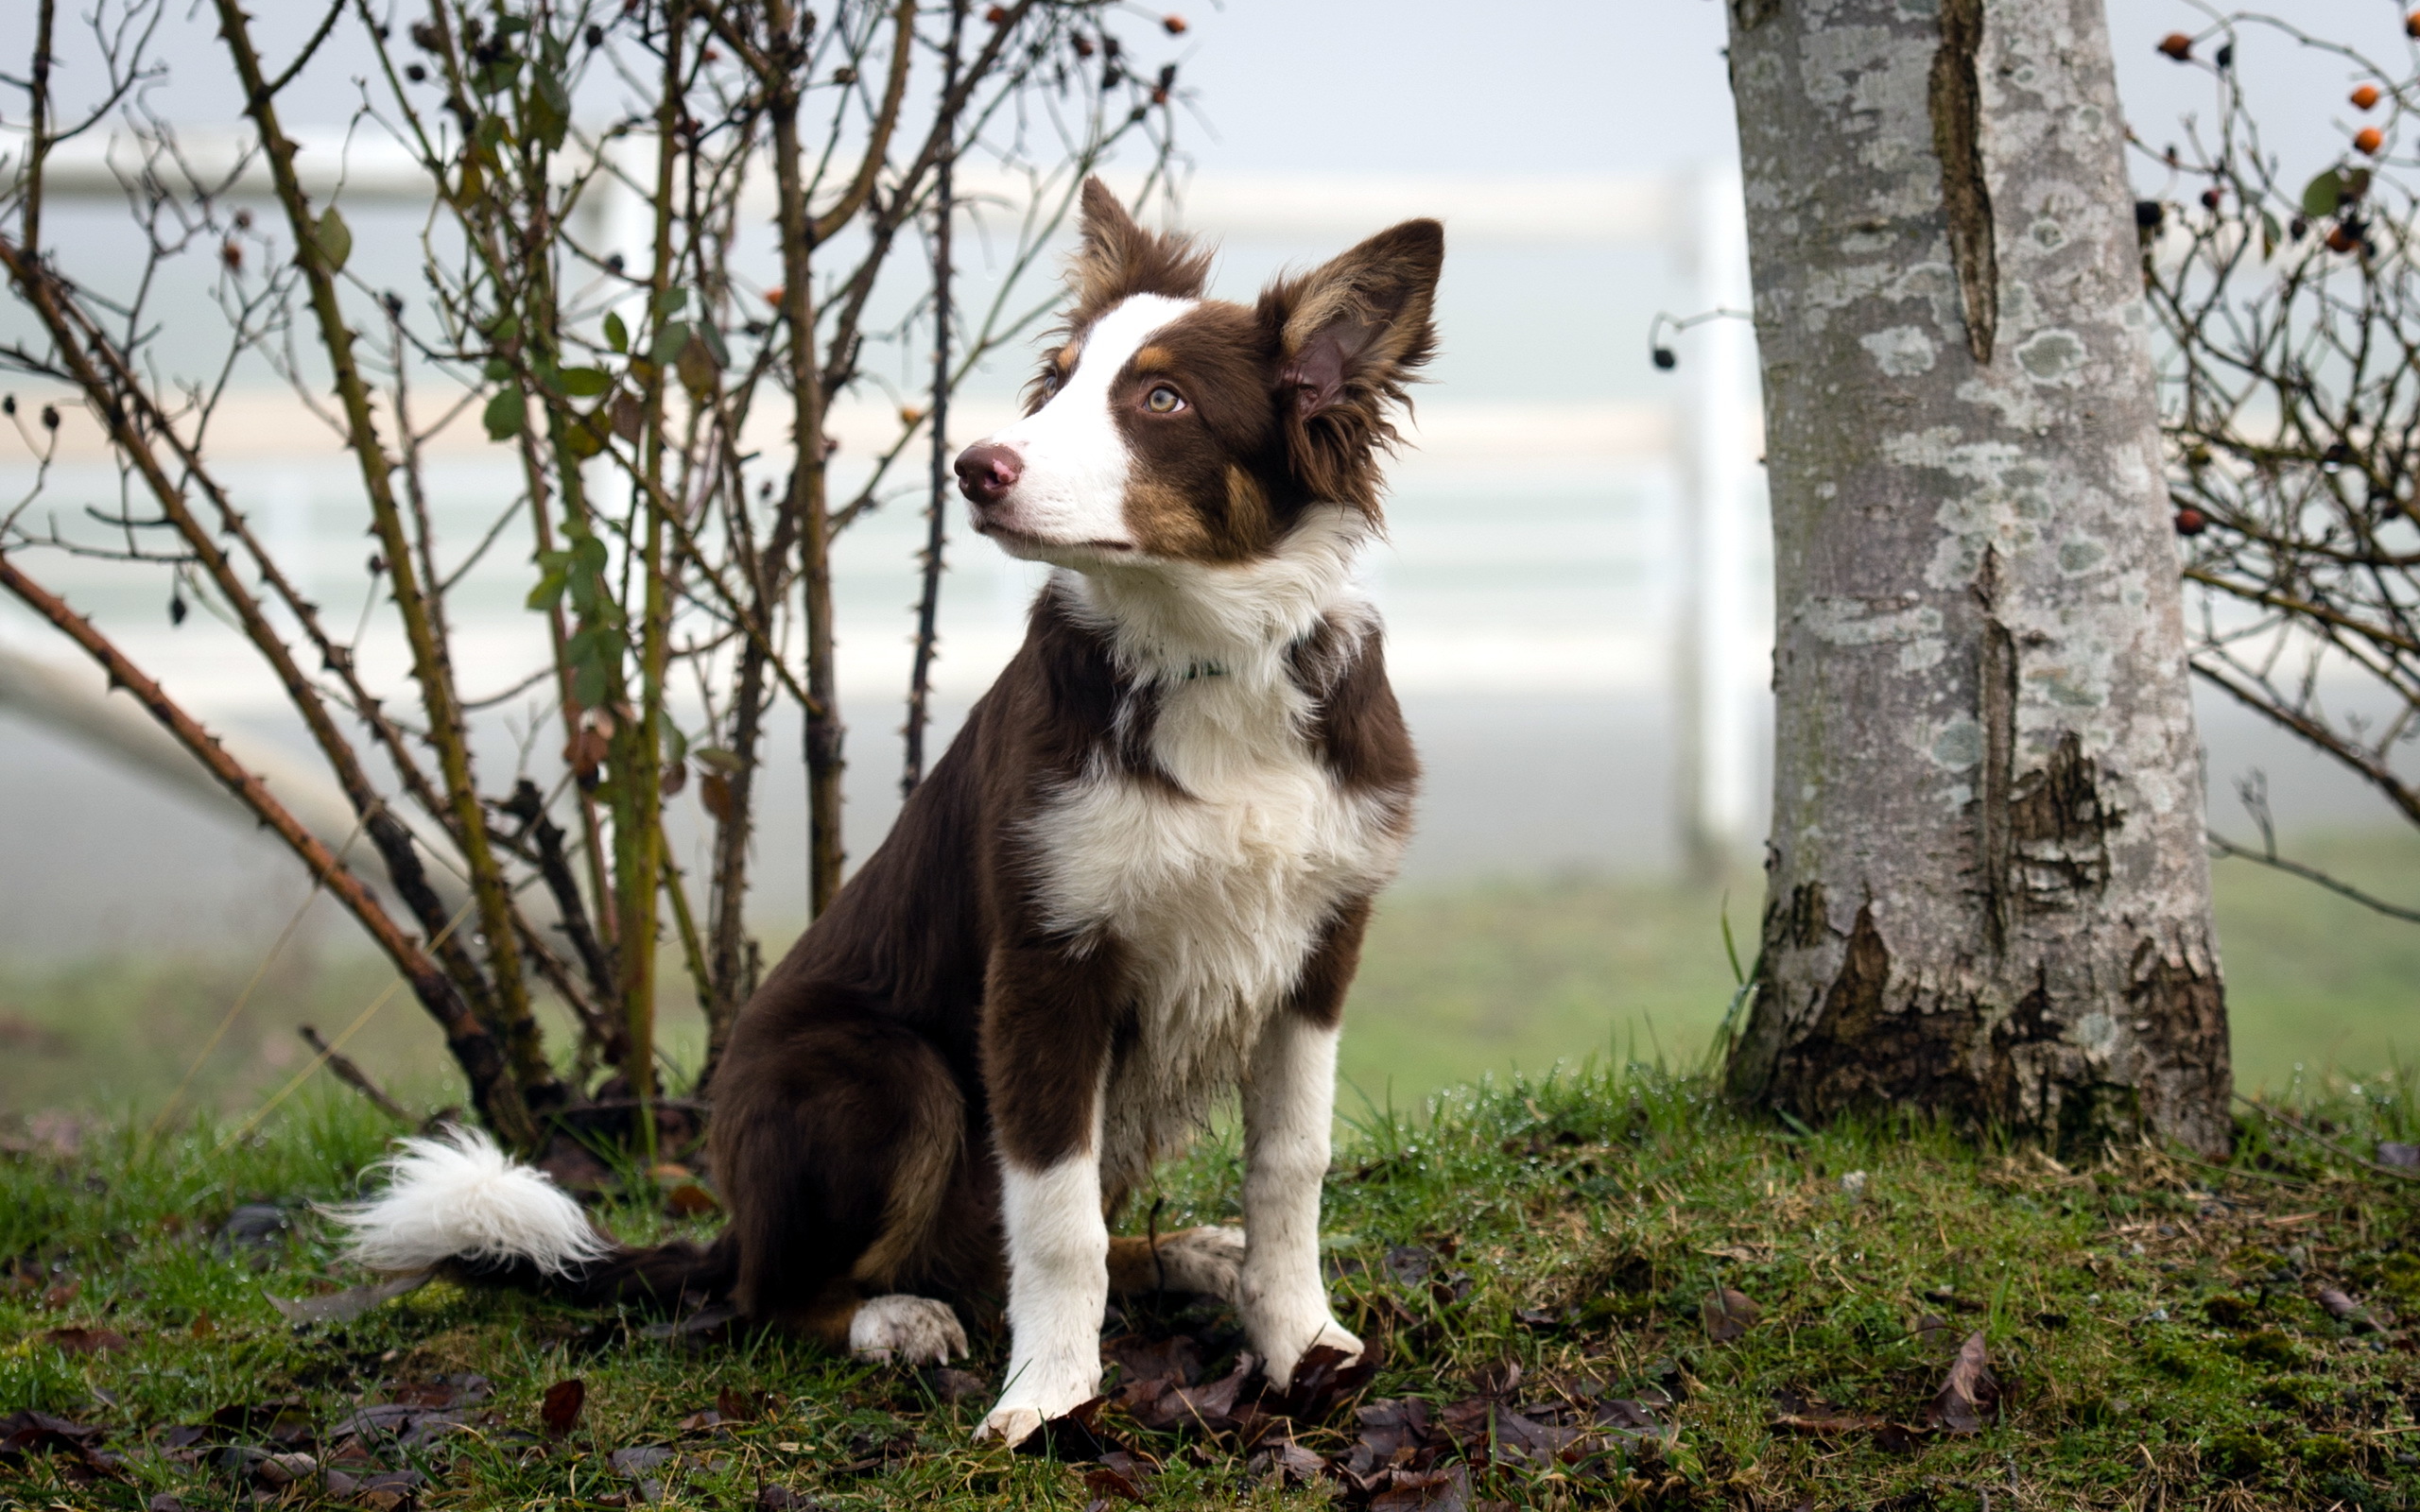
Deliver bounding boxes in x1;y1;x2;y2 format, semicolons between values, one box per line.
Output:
5;1062;2420;1511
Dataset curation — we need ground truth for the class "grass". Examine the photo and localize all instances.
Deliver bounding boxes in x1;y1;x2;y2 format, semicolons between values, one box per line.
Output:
7;1066;2420;1509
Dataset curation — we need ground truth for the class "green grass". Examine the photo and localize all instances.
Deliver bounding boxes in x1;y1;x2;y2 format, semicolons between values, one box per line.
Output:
7;1072;2420;1509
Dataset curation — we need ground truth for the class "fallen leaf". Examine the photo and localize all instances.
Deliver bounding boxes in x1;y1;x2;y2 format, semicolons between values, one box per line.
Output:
716;1387;768;1422
1120;1352;1254;1434
1927;1331;2001;1434
1012;1397;1129;1462
2317;1287;2393;1332
253;1450;320;1488
665;1180;720;1217
1703;1287;1761;1343
147;1496;192;1512
1346;1398;1438;1478
388;1373;493;1410
1249;1435;1329;1486
40;1325;130;1355
1261;1343;1379;1423
1383;1245;1439;1287
1105;1332;1204;1387
1369;1463;1472;1512
755;1486;824;1510
0;1410;126;1481
611;1445;674;1478
541;1379;586;1437
2377;1141;2419;1170
268;1269;432;1324
1083;1455;1150;1503
1441;1397;1580;1468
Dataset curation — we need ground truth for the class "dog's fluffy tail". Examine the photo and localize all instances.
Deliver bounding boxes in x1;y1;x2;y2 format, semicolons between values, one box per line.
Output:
333;1125;613;1276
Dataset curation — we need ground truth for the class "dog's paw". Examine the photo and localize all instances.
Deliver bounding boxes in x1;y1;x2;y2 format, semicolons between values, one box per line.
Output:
973;1403;1045;1446
1256;1313;1365;1390
1151;1225;1247;1301
848;1295;966;1365
972;1359;1100;1446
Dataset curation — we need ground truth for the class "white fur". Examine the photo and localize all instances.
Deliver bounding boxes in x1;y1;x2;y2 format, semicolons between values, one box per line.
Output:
980;1146;1112;1442
977;294;1198;560
1028;507;1409;1195
330;1125;609;1277
1240;1015;1363;1385
849;1294;968;1365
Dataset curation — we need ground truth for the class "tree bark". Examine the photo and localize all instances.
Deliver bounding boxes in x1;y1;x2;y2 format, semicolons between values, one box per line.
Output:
1721;0;2232;1155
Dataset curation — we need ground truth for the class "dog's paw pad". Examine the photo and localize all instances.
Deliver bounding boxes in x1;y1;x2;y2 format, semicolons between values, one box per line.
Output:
849;1294;966;1365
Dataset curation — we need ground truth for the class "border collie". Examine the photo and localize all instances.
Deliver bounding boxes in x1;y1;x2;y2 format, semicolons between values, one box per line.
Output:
339;180;1440;1446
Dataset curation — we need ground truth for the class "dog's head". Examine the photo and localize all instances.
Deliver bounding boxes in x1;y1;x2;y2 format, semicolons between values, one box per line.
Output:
955;178;1443;570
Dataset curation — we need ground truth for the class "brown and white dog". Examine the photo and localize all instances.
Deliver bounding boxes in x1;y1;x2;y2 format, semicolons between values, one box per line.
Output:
337;180;1438;1445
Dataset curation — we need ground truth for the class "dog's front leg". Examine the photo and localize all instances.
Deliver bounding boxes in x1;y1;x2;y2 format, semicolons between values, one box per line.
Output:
975;946;1116;1444
979;1138;1109;1443
1240;1001;1365;1388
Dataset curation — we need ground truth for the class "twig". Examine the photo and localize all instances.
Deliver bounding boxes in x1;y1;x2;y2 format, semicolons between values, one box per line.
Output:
2207;830;2420;924
299;1024;414;1124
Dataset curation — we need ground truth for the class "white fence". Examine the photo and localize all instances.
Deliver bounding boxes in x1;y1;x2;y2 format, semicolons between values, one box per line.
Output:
0;149;1774;886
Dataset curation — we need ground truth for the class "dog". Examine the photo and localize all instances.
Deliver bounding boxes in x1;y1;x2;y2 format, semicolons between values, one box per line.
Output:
337;179;1439;1446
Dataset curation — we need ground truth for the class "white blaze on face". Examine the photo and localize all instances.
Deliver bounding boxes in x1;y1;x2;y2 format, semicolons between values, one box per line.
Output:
978;293;1198;558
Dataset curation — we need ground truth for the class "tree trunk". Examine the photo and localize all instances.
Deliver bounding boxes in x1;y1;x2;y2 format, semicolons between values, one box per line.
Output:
1720;0;2232;1155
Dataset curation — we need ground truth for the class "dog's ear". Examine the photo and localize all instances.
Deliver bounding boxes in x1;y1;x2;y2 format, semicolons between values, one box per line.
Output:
1067;177;1210;318
1261;219;1443;512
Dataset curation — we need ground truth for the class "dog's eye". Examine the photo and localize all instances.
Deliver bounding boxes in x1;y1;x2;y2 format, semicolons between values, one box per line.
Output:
1039;369;1063;396
1143;385;1184;414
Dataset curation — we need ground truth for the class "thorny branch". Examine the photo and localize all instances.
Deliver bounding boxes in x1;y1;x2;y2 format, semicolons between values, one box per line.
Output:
2135;9;2420;920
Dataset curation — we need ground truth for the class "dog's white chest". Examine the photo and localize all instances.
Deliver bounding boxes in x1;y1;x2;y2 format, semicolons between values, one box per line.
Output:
1028;666;1405;1187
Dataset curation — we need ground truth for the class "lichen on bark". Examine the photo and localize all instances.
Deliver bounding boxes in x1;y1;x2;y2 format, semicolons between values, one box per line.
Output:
1721;0;2230;1156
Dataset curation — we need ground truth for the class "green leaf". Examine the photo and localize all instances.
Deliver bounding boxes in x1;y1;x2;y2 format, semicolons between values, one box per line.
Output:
696;320;730;369
486;313;523;344
561;413;607;459
693;745;742;775
527;570;568;611
2260;210;2282;260
483;356;513;382
558;366;612;398
652;287;689;319
2302;168;2343;218
648;319;692;367
572;535;609;573
528;68;571;152
603;311;629;353
573;661;609;710
314;207;353;272
482;387;527;441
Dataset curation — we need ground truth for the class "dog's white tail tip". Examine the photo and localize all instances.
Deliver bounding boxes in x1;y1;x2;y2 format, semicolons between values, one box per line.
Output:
330;1125;609;1277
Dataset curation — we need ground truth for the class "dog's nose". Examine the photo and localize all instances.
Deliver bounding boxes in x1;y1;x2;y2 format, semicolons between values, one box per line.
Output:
954;442;1023;507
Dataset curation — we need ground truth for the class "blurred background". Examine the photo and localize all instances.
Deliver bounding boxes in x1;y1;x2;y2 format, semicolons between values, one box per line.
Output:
0;0;2411;1120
